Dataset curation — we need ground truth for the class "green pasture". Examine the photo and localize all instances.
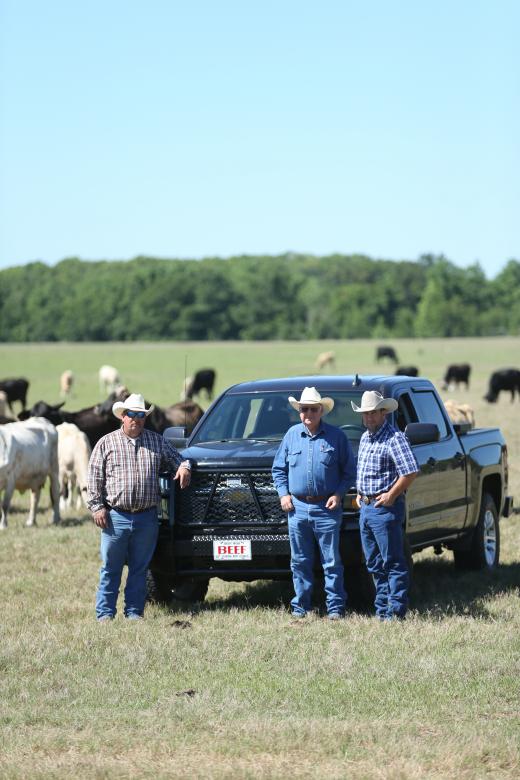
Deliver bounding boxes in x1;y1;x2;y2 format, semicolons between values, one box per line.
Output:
1;338;519;779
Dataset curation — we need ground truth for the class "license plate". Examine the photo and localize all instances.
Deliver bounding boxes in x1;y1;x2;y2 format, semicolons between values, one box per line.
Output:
213;539;252;560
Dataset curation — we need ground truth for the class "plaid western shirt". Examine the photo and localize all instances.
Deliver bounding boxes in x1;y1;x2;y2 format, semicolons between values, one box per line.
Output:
87;427;186;513
356;419;419;496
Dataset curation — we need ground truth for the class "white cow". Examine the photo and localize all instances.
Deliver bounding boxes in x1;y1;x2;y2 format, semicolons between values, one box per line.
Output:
57;422;92;510
0;417;61;529
0;390;15;420
98;364;121;395
59;369;74;399
315;351;336;371
444;400;476;428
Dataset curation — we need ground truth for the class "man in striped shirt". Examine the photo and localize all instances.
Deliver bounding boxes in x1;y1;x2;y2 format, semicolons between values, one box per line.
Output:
87;393;191;622
352;391;419;621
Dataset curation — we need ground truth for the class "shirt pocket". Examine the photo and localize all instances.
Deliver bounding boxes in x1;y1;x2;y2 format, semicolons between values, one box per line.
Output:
288;449;302;467
319;445;336;467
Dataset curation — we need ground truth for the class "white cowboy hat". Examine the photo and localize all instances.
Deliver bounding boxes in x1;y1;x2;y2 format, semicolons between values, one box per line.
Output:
112;392;154;420
351;390;398;413
288;386;334;415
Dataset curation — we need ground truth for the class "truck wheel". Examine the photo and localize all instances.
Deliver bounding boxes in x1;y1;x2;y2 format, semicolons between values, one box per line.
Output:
146;569;175;604
454;493;500;570
171;579;209;603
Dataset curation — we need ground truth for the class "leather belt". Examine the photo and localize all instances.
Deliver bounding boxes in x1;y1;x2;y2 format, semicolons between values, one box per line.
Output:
108;505;157;515
294;495;328;504
360;495;378;505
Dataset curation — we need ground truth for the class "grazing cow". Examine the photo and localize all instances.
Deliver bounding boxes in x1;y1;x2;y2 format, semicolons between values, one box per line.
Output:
442;363;471;391
165;401;204;434
315;351;336;371
444;400;475;428
181;369;216;401
0;378;29;413
59;370;74;399
395;365;419;377
375;346;398;363
0;417;60;529
98;365;121;395
57;423;92;510
484;368;520;403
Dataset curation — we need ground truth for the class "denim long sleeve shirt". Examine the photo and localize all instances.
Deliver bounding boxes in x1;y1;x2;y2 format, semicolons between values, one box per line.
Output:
272;421;356;499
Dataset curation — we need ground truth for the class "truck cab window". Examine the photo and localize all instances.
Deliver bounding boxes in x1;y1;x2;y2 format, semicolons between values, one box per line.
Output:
411;390;449;439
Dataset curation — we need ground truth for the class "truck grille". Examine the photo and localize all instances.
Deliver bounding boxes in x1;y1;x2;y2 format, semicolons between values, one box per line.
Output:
177;470;286;526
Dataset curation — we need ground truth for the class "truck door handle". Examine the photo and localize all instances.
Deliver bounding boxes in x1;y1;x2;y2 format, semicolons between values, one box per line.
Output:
427;457;437;467
454;452;465;467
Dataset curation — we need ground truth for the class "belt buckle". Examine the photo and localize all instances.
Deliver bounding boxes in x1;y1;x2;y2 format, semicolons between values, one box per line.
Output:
362;496;370;505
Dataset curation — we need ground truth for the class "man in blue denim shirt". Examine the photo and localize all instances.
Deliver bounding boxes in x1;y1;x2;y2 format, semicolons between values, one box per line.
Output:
272;387;356;620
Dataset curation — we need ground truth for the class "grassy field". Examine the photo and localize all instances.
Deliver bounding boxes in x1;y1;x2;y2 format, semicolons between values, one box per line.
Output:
1;338;519;779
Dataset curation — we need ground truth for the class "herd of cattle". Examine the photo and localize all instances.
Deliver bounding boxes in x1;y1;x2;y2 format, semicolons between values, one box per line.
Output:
0;367;216;529
1;355;519;530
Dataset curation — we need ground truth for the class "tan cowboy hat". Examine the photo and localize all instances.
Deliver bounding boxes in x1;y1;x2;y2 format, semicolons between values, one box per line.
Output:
288;386;334;415
112;392;154;420
351;390;398;413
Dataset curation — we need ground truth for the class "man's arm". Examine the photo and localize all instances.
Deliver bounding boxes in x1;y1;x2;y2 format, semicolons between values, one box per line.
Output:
86;440;109;528
162;439;191;489
272;435;293;512
374;472;418;507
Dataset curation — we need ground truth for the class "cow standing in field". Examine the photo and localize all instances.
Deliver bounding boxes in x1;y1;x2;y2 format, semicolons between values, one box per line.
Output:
375;346;398;363
395;365;419;377
0;417;61;529
98;365;121;395
57;422;92;510
315;351;336;371
165;401;204;433
181;369;216;401
444;400;476;428
442;363;471;391
0;378;29;413
484;368;520;403
60;370;74;399
0;391;15;422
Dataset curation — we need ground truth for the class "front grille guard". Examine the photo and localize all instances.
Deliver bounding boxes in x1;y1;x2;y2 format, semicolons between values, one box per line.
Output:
159;470;360;530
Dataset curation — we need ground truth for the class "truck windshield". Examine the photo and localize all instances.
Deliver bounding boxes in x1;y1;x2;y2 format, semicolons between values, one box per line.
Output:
190;391;367;444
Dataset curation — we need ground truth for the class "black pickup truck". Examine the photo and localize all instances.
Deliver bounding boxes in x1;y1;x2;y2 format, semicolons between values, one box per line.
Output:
148;375;514;604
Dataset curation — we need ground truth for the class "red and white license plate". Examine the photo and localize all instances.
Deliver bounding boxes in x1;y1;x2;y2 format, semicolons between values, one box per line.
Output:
213;539;252;561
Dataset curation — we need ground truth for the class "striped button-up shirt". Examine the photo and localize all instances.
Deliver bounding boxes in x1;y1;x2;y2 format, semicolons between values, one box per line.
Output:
356;419;419;496
87;427;185;513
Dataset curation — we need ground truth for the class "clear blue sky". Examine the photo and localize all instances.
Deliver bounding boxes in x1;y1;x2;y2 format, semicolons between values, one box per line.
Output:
1;1;518;278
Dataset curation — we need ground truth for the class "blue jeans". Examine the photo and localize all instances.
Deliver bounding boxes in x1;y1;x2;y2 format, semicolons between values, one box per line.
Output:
95;507;159;619
359;498;409;618
288;499;346;615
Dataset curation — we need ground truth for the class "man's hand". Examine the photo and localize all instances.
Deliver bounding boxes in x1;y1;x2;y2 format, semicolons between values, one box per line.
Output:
374;492;394;507
93;508;109;528
355;494;362;509
280;494;294;512
174;465;191;489
325;494;341;510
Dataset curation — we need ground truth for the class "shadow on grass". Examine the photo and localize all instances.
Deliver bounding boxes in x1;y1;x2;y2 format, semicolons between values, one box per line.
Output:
409;555;520;618
166;557;520;620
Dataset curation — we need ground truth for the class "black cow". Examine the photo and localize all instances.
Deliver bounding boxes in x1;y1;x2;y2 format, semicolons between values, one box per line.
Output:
395;365;419;377
484;369;520;403
375;346;398;363
184;368;216;400
20;400;120;447
442;363;471;391
0;378;29;412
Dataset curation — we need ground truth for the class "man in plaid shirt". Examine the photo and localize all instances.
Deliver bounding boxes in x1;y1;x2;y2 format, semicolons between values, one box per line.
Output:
352;390;419;621
87;393;191;622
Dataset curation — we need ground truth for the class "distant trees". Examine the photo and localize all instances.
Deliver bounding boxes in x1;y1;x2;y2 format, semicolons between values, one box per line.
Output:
0;253;518;341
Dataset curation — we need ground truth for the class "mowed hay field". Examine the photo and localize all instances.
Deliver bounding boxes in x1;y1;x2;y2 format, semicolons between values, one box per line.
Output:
1;338;519;780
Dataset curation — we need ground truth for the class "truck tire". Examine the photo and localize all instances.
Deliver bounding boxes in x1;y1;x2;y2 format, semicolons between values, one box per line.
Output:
146;569;175;604
454;493;500;570
170;579;209;603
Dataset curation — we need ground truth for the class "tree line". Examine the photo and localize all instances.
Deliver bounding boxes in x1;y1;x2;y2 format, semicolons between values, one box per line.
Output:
0;253;518;341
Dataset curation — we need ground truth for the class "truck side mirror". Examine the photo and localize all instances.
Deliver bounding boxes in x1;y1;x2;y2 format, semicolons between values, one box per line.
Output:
163;426;188;450
405;422;440;444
